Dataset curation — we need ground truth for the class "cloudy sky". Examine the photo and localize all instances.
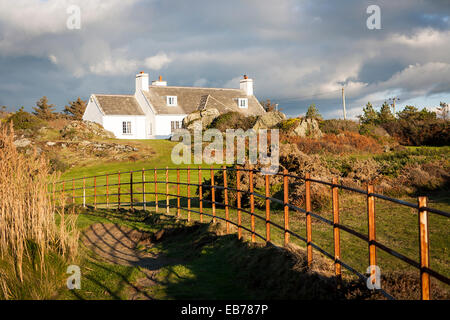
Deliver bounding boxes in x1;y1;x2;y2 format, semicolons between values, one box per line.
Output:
0;0;449;118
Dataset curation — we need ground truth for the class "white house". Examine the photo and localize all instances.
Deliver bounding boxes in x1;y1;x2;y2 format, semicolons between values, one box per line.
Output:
82;72;266;139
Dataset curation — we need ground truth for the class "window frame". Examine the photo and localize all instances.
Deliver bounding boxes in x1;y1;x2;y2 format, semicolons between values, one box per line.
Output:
122;121;132;135
167;96;178;106
170;120;181;133
238;98;248;108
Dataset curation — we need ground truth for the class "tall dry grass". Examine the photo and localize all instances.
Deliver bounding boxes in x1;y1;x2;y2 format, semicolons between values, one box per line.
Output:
0;123;79;299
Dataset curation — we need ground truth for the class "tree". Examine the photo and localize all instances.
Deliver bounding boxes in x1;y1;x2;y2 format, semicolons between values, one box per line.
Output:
378;101;394;123
359;102;378;125
437;102;449;121
305;103;322;121
33;96;57;120
260;99;277;112
64;97;87;120
397;105;436;121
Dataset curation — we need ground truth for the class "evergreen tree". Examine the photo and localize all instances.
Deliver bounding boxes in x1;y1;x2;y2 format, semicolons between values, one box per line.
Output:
305;103;322;120
33;96;57;120
378;101;394;123
359;102;378;124
64;97;87;120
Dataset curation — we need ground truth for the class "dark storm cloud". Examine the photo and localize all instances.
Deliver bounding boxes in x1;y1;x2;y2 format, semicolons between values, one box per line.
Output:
0;0;449;118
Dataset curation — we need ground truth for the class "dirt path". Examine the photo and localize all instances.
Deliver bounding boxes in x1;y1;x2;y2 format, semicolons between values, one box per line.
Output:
81;223;173;299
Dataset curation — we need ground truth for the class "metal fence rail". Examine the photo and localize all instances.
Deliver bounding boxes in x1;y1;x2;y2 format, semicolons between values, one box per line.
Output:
52;166;450;300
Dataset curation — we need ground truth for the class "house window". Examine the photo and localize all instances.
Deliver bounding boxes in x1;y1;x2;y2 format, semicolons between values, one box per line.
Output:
171;121;181;133
167;96;177;106
122;121;131;134
238;98;248;108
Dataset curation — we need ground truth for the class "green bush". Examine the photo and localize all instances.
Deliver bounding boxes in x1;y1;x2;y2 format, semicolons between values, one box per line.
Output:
8;108;45;131
208;112;257;131
276;118;300;134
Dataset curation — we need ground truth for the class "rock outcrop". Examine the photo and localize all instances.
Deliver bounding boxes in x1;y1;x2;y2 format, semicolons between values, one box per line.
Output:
60;121;116;140
290;118;323;138
183;108;220;131
252;111;286;131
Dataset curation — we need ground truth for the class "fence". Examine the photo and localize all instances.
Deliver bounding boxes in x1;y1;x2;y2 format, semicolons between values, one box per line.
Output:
52;166;450;300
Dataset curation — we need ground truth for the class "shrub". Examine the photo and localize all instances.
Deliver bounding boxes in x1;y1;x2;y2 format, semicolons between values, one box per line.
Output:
381;119;450;146
7;108;45;131
284;131;383;155
208;112;257;132
276;118;300;134
320;119;359;135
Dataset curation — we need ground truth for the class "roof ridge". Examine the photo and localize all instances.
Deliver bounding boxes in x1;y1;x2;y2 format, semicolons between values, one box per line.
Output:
149;85;245;92
94;94;135;97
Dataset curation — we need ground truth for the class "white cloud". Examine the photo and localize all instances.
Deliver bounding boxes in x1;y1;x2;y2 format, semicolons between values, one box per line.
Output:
89;57;138;76
144;53;172;70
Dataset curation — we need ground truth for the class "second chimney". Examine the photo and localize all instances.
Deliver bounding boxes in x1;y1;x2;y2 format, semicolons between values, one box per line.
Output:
152;75;167;86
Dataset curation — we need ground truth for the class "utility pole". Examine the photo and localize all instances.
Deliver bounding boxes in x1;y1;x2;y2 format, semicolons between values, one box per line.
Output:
389;97;400;116
342;87;347;120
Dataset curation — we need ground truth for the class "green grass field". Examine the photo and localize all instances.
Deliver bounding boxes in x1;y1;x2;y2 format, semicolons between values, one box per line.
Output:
53;139;449;299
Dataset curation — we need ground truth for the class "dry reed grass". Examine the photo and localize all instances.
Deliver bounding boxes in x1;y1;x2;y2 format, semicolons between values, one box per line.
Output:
0;123;79;299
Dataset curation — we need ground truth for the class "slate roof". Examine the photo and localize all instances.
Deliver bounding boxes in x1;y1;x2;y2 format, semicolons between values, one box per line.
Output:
143;86;266;116
94;94;145;116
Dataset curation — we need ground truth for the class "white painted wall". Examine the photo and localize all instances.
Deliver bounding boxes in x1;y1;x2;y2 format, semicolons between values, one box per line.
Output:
154;114;186;138
102;115;147;139
82;96;104;125
135;90;156;139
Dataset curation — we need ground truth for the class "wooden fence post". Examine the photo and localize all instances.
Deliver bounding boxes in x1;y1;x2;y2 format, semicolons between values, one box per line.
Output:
142;169;146;211
283;169;289;246
198;167;203;223
305;173;312;266
82;177;86;208
418;196;430;300
223;166;229;234
94;176;97;209
106;175;109;208
237;166;242;240
130;171;134;210
177;168;181;218
166;167;169;214
187;166;191;222
118;171;121;209
367;184;377;286
154;168;158;213
249;168;255;243
211;167;216;223
332;177;341;280
265;174;270;243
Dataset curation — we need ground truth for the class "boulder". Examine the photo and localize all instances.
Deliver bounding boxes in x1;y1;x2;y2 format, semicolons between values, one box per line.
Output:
290;118;323;138
183;107;220;131
252;111;286;131
13;138;32;148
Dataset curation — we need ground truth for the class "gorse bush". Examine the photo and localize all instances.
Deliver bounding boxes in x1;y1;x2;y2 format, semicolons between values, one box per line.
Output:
7;108;45;131
208;112;257;132
0;123;79;299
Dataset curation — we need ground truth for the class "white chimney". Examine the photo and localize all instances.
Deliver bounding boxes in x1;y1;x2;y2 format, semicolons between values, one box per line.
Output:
240;75;253;96
135;71;149;92
151;75;167;87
